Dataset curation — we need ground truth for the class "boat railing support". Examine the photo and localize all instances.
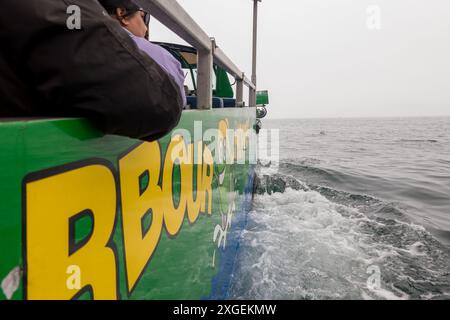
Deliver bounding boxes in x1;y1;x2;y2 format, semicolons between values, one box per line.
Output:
236;74;244;108
146;0;257;108
196;40;214;110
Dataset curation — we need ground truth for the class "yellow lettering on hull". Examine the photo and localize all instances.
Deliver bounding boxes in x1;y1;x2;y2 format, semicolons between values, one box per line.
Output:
24;131;220;298
25;163;118;300
119;142;164;293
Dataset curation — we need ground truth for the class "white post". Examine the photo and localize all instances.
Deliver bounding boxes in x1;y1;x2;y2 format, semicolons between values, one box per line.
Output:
236;74;244;107
197;45;213;110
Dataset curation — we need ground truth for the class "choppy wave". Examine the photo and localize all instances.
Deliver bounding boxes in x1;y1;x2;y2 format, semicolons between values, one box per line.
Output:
229;165;450;300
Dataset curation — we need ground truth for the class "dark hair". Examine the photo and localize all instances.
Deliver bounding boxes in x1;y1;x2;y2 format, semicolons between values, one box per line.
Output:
98;0;141;15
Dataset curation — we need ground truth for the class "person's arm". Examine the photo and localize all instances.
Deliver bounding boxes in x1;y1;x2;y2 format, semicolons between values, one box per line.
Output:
0;0;183;141
132;36;187;107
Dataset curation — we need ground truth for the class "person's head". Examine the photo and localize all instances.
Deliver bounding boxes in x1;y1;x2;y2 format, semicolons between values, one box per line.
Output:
99;0;150;38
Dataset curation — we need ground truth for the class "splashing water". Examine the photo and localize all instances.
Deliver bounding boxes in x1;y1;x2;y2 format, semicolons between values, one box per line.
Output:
229;118;450;300
230;173;450;300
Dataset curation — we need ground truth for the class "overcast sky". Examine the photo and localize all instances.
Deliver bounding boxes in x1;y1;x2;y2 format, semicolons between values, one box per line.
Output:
149;0;450;119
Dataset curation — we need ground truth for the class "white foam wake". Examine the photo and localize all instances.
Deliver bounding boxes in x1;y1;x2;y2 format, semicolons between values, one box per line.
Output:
229;186;450;300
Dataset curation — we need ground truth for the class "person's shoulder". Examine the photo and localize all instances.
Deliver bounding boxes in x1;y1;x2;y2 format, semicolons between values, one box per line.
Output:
147;41;171;54
132;35;150;47
134;38;164;53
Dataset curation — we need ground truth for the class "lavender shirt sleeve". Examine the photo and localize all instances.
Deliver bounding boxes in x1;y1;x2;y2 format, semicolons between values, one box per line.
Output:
126;31;186;106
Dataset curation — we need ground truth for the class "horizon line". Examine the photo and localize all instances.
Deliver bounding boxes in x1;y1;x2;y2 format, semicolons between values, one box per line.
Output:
266;115;450;120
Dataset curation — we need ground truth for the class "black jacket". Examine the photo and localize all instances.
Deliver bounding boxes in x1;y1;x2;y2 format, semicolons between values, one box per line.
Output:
0;0;183;141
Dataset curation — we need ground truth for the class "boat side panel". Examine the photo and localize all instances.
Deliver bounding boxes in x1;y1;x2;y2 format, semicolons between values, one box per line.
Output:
0;108;256;300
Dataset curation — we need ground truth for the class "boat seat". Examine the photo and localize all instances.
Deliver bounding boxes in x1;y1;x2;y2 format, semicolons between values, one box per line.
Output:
186;96;224;109
222;98;236;108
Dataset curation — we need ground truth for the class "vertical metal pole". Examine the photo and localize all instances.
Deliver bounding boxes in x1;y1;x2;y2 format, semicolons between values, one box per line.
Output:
197;46;213;110
236;75;244;107
249;0;260;107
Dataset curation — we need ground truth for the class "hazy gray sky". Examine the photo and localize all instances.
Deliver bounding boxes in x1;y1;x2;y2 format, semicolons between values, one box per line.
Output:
150;0;450;119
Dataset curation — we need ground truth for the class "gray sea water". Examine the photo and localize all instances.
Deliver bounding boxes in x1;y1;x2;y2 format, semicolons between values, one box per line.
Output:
229;117;450;300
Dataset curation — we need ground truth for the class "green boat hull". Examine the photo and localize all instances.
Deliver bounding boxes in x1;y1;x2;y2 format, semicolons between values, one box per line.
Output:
0;108;256;300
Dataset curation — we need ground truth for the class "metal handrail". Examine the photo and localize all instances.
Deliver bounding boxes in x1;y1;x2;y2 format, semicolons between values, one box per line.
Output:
145;0;257;108
145;0;211;52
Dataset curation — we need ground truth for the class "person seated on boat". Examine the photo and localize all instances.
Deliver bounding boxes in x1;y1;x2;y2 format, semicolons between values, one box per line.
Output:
99;0;186;106
0;0;183;141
